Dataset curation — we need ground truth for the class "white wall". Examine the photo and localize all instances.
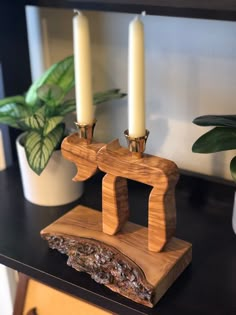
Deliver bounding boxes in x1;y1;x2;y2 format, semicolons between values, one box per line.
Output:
27;7;236;180
0;265;17;315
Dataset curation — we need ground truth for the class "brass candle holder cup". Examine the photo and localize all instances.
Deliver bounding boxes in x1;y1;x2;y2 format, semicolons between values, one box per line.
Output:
124;129;149;158
41;125;192;308
61;119;105;182
75;120;97;144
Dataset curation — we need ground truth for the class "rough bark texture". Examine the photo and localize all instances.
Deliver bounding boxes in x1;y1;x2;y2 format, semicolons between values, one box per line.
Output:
43;234;154;307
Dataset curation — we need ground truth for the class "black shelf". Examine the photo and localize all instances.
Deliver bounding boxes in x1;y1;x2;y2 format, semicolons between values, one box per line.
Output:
24;0;236;21
0;166;236;314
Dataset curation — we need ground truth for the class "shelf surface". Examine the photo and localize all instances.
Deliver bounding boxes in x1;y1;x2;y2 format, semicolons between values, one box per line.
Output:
0;166;236;314
24;0;236;21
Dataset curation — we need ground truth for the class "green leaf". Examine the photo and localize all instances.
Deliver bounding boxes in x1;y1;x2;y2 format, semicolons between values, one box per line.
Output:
0;95;25;107
37;84;64;106
93;89;126;105
44;116;64;136
0;103;29;129
192;127;236;153
19;107;45;131
25;124;64;175
42;55;74;95
230;156;236;182
56;99;76;116
0;116;21;129
25;66;57;107
193;115;236;127
52;89;126;116
25;55;74;107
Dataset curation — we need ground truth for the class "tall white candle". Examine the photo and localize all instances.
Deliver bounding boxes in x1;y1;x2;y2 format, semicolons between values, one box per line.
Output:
128;15;145;138
73;11;94;125
0;130;6;171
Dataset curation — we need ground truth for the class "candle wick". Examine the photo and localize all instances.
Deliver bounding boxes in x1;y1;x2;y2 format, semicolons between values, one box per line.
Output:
134;11;146;21
73;9;82;15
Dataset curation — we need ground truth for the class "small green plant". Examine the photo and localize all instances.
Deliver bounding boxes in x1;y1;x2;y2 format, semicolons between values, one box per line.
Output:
0;55;125;175
192;115;236;181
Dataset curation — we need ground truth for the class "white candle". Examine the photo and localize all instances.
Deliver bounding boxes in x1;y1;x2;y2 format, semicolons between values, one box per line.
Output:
0;130;6;171
73;11;94;125
128;15;145;138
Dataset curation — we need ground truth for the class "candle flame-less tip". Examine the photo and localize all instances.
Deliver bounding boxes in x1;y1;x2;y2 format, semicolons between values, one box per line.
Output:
134;11;146;21
73;9;82;15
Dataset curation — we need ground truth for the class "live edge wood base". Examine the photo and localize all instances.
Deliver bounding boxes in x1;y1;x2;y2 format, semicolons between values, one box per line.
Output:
41;206;192;308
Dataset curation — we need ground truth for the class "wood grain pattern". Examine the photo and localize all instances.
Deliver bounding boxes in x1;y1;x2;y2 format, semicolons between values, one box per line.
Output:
61;133;104;181
97;139;179;252
97;140;179;185
41;206;192;308
148;186;176;252
61;135;179;252
102;174;129;235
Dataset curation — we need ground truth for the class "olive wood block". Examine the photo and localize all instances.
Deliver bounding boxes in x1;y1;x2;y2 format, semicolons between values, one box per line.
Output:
41;206;192;308
97;139;179;252
102;174;129;235
61;133;105;181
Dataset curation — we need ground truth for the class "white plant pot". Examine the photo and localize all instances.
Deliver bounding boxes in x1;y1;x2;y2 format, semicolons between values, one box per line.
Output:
16;133;83;206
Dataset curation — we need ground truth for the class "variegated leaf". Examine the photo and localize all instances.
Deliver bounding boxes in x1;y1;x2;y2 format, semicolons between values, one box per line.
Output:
43;55;74;94
25;66;55;107
0;103;29;129
56;99;76;116
0;95;25;107
25;55;74;107
0;116;21;129
25;124;64;175
44;116;64;136
37;84;64;106
56;89;126;116
93;89;126;105
20;107;45;131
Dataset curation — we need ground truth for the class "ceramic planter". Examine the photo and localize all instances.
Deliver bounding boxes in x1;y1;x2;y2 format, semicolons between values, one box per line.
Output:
16;133;83;206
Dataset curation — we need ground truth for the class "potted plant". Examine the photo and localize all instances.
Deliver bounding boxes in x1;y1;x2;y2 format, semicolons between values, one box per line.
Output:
192;114;236;233
0;55;125;206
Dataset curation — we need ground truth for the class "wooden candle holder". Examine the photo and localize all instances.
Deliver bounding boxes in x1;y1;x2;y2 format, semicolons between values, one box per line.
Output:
41;133;192;308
